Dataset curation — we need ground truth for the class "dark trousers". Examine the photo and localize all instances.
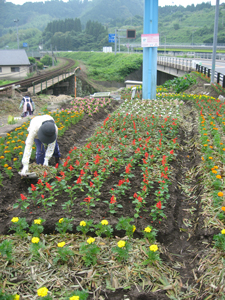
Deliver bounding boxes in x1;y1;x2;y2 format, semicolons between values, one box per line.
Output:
34;139;61;165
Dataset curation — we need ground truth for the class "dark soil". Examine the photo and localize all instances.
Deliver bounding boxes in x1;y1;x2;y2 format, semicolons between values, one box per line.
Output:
0;76;223;299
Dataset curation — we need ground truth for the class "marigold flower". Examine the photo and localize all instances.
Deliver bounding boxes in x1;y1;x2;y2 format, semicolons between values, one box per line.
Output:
70;296;79;300
144;227;151;233
212;170;217;174
34;219;42;225
11;217;19;223
216;175;222;179
32;237;40;244
221;207;225;211
218;192;224;197
221;229;225;235
117;240;126;248
4;164;8;168
59;218;64;223
101;220;108;225
58;241;66;248
87;237;95;244
208;157;213;160
80;221;86;226
133;225;136;232
14;295;20;300
37;287;48;297
149;244;158;252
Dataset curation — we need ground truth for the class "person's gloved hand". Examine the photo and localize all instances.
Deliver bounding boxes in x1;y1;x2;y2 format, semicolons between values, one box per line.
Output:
43;158;49;166
20;164;29;176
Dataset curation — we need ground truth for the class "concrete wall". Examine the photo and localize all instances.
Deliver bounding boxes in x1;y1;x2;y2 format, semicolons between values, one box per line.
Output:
0;65;29;80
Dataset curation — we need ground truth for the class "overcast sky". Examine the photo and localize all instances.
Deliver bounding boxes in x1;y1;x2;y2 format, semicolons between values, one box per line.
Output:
4;0;225;7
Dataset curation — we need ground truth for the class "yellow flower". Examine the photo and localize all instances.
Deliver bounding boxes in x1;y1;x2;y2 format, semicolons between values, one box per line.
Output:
7;167;12;170
0;156;4;159
14;295;20;300
13;158;18;161
221;229;225;235
70;296;80;300
59;218;64;223
58;241;66;248
201;157;204;161
133;225;136;232
32;237;40;244
144;227;152;233
11;217;19;223
87;237;95;244
101;220;109;225
218;192;224;197
4;164;9;168
208;157;213;160
212;170;217;174
80;221;86;226
117;240;126;248
214;166;219;169
34;219;42;225
149;244;158;252
221;207;225;211
37;287;48;297
216;175;222;179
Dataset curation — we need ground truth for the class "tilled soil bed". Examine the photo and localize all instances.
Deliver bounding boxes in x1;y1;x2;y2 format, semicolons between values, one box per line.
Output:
0;87;223;299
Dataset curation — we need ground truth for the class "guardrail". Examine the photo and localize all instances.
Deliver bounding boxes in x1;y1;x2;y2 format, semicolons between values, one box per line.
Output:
157;56;195;72
196;64;225;88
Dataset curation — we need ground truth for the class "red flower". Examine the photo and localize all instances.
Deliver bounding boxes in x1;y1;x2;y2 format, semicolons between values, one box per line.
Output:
46;182;52;190
31;184;36;191
20;194;27;201
75;160;80;166
110;195;116;204
84;197;91;203
94;171;98;177
113;157;117;162
133;193;138;198
76;176;82;184
156;201;162;209
63;161;68;167
170;150;174;155
90;181;94;187
41;195;44;199
44;171;47;178
60;171;65;179
37;179;43;185
137;196;143;203
56;176;61;182
69;165;74;171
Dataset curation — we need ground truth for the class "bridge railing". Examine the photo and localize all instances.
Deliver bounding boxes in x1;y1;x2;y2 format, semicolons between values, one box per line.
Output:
157;56;195;72
196;64;225;88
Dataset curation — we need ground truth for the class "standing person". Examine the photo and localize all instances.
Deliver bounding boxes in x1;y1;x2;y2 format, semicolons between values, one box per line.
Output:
20;115;61;176
19;93;35;117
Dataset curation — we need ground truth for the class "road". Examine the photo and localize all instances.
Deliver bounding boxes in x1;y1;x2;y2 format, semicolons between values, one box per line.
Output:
200;59;225;75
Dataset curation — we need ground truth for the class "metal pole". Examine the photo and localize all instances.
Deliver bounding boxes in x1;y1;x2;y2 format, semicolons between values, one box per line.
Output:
142;0;158;100
115;29;117;55
211;0;220;84
14;19;19;49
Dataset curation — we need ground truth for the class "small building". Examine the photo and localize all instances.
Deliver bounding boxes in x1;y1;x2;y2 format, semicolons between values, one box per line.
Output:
0;49;30;80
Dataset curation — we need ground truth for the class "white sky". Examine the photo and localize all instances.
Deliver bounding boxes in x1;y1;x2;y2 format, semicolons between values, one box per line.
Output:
4;0;224;7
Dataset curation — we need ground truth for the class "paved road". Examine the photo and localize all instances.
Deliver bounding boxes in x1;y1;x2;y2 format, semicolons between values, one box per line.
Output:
200;59;225;75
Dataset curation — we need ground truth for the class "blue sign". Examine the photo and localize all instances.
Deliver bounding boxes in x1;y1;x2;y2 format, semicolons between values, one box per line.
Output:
23;42;28;47
108;34;115;43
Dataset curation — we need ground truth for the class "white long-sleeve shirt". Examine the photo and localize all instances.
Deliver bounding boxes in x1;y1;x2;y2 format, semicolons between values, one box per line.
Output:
22;115;58;166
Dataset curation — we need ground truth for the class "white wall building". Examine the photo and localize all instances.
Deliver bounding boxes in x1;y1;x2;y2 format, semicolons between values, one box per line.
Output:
0;49;30;80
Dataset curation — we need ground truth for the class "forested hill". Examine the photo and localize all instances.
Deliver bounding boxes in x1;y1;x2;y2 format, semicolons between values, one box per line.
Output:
0;0;143;35
1;0;225;52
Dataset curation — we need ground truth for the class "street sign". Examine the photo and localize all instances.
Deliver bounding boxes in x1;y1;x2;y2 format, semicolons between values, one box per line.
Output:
108;34;115;43
141;34;159;47
23;42;28;47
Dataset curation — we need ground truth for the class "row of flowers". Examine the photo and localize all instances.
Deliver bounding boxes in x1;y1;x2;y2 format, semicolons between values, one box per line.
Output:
13;97;181;223
0;97;113;180
1;217;159;300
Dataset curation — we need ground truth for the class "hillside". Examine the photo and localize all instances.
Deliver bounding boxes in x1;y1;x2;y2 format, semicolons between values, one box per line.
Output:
0;1;225;51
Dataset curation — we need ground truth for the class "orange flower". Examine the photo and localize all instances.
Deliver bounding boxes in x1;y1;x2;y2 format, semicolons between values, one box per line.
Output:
221;207;225;211
218;192;224;197
216;175;222;179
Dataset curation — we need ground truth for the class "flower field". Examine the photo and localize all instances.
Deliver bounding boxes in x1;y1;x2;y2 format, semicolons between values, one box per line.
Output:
0;81;225;299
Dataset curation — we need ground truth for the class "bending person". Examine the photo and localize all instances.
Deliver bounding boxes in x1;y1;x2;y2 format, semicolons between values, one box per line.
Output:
19;93;35;117
20;115;61;176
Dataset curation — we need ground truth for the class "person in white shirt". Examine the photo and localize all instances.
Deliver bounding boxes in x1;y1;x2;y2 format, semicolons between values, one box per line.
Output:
20;115;61;176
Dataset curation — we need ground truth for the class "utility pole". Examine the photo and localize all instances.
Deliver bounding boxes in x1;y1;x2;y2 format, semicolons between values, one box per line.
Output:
14;19;19;49
211;0;219;84
142;0;158;100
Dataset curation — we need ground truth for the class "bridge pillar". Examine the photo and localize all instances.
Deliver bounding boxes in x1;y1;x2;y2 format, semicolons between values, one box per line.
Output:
142;0;158;100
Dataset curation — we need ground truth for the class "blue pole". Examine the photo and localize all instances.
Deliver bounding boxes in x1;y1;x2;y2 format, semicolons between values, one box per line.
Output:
142;0;158;100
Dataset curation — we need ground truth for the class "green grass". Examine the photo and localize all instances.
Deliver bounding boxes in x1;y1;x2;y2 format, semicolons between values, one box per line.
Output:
59;52;143;82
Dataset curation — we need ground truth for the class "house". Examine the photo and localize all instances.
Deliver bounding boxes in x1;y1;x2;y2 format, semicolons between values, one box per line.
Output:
0;49;30;80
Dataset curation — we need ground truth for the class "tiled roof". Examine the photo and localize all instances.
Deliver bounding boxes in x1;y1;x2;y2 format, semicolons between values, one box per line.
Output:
0;49;30;66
